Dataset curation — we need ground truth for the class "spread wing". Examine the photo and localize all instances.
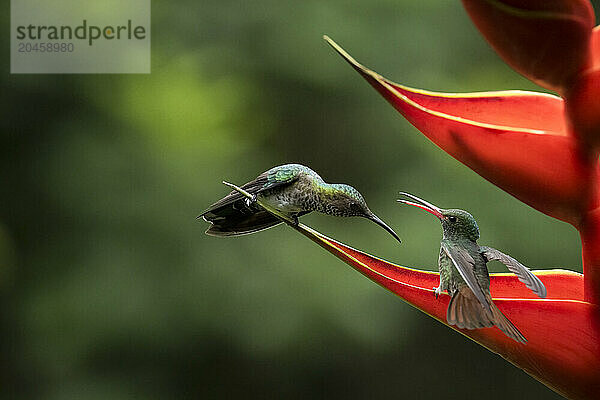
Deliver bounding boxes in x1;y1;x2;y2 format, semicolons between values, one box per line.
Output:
441;242;491;311
200;166;302;219
481;246;547;298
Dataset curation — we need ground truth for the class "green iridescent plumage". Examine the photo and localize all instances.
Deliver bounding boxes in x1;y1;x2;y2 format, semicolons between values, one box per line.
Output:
199;164;401;242
398;192;547;343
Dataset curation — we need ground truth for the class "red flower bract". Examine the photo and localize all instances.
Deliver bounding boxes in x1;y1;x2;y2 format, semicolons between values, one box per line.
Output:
292;223;599;400
309;1;600;399
325;36;597;227
462;0;595;92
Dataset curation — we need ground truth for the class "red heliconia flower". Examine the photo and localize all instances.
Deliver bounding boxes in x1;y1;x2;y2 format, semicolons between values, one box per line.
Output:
291;224;599;400
287;1;600;399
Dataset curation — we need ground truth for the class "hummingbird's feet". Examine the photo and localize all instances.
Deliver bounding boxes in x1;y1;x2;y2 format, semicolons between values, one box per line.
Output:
244;194;258;208
433;286;442;299
292;215;299;226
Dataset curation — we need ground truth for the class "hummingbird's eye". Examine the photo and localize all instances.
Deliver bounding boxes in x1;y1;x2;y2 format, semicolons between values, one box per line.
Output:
448;216;457;223
349;202;362;214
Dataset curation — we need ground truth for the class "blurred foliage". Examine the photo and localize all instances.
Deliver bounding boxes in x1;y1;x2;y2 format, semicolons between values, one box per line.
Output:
2;1;598;399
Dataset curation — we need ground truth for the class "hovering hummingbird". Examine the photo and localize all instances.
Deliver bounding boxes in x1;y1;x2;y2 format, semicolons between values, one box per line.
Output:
199;163;401;242
398;192;547;343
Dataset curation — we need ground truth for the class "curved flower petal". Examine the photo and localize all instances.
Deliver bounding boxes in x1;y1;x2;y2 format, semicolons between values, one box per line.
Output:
295;223;598;400
324;36;596;226
388;85;567;135
301;224;584;301
462;0;595;92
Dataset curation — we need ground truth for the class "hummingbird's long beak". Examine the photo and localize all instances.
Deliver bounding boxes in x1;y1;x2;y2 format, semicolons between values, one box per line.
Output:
397;192;444;219
368;213;402;244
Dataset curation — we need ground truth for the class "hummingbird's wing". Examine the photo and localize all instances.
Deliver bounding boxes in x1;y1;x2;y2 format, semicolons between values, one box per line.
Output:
199;167;305;236
480;246;547;298
200;168;301;218
441;242;491;311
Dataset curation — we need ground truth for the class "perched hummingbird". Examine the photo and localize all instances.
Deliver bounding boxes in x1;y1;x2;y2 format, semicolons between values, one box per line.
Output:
199;163;401;242
398;192;547;343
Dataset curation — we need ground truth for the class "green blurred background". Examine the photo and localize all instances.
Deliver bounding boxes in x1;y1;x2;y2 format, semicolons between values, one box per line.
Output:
2;1;595;399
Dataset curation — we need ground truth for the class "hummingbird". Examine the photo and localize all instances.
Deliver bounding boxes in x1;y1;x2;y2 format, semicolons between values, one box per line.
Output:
199;163;401;242
398;192;547;343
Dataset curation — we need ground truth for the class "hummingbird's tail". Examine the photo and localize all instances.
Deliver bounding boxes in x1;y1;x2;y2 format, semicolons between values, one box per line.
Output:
487;296;527;343
199;183;288;237
447;287;526;343
202;209;283;237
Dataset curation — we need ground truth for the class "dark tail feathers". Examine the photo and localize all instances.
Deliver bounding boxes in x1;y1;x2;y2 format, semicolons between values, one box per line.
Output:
203;209;282;237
